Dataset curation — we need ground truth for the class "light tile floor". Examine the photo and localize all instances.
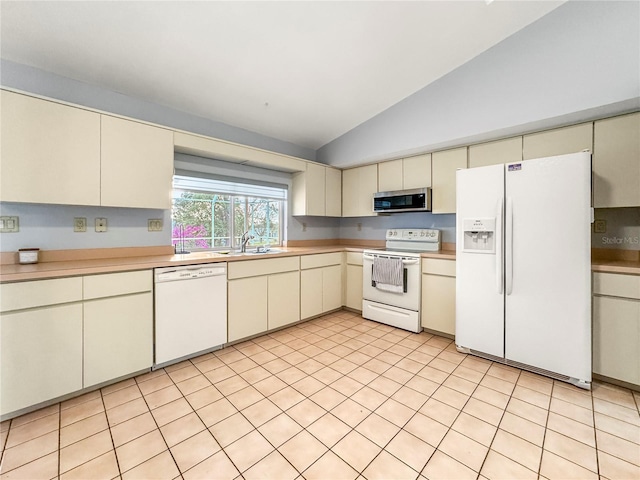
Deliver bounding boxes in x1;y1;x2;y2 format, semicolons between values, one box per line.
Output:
1;310;640;480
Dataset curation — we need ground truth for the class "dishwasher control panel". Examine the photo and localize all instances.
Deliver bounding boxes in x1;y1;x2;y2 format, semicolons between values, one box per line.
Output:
155;264;227;282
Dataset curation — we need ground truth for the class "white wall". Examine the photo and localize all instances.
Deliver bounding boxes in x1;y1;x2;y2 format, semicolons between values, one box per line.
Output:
317;1;640;167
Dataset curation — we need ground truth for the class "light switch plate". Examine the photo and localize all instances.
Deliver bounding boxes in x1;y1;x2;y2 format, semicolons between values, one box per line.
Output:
148;219;163;231
594;219;606;233
74;217;87;232
95;218;108;233
0;216;19;233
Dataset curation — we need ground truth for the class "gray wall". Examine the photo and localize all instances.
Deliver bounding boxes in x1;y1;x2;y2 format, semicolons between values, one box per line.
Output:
317;1;640;167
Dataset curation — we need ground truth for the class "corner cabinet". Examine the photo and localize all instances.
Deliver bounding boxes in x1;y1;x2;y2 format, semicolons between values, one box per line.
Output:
227;257;300;342
592;272;640;387
101;115;174;209
0;90;101;205
593;112;640;208
342;164;378;217
292;163;342;217
421;258;456;336
0;90;174;209
431;148;467;214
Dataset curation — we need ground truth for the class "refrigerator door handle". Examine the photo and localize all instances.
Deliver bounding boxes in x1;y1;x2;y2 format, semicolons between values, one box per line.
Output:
506;196;513;295
496;199;503;294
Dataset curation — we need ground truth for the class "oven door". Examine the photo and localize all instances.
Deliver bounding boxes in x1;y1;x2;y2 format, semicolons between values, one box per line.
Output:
362;253;421;311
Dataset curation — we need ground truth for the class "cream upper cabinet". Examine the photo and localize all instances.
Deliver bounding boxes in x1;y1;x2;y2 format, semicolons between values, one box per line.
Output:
378;154;431;192
101;115;174;209
0;90;101;206
469;137;522;168
342;164;377;217
292;163;341;217
325;167;342;217
523;123;593;160
378;159;403;192
593;112;640;208
431;147;467;214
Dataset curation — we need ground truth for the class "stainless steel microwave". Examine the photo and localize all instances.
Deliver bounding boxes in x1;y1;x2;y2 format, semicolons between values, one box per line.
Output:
373;187;432;213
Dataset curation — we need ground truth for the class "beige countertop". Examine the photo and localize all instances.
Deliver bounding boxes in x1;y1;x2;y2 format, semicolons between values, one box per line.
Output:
1;245;637;283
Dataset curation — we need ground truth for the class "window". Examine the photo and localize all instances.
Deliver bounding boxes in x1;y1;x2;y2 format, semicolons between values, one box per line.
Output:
172;175;286;251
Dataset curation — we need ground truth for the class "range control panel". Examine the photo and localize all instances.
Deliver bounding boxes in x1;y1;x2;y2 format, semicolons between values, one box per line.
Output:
386;229;440;242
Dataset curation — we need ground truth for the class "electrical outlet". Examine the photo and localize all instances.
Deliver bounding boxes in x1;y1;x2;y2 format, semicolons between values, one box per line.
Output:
95;218;108;233
357;223;362;232
594;219;606;233
74;217;87;232
148;219;163;231
0;216;19;233
302;222;307;232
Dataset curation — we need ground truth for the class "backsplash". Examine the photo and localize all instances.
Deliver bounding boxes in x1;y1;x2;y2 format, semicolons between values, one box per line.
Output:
592;207;640;251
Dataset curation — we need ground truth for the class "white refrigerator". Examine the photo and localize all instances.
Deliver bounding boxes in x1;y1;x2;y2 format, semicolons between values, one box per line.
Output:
455;152;592;389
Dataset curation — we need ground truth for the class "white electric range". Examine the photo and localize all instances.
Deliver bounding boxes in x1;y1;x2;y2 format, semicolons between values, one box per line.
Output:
362;229;441;333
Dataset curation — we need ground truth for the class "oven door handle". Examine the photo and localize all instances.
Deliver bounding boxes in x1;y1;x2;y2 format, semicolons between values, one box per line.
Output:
363;253;419;266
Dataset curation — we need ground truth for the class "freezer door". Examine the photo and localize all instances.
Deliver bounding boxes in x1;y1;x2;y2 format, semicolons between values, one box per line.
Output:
455;164;505;358
504;152;591;381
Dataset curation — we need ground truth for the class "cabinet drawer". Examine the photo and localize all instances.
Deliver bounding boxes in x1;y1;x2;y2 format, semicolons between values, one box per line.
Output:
301;253;342;269
593;273;640;299
0;277;83;313
346;252;363;266
228;256;300;279
83;270;152;300
421;258;456;277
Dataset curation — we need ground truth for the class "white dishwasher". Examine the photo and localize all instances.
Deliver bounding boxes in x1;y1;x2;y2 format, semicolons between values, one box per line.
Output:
154;263;227;368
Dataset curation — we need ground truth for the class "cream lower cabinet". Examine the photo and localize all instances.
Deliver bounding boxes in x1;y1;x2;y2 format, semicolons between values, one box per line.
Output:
592;272;640;386
421;258;456;336
83;271;153;388
0;278;84;417
300;253;342;319
345;252;363;311
228;257;300;341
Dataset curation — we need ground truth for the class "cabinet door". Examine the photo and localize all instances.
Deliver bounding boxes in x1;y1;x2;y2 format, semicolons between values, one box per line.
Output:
228;277;268;342
342;168;359;217
378;160;403;192
593;296;640;385
403;153;432;190
1;304;83;416
523;123;592;160
594;113;640;208
322;265;342;312
469;137;522;168
101;115;173;209
84;293;152;388
300;268;323;319
268;271;300;329
346;264;363;311
421;274;456;336
306;163;326;216
325;167;342;217
358;164;378;216
0;91;101;205
432;147;467;214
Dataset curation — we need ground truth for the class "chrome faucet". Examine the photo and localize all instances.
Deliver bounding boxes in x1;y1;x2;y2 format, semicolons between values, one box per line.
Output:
240;230;254;253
